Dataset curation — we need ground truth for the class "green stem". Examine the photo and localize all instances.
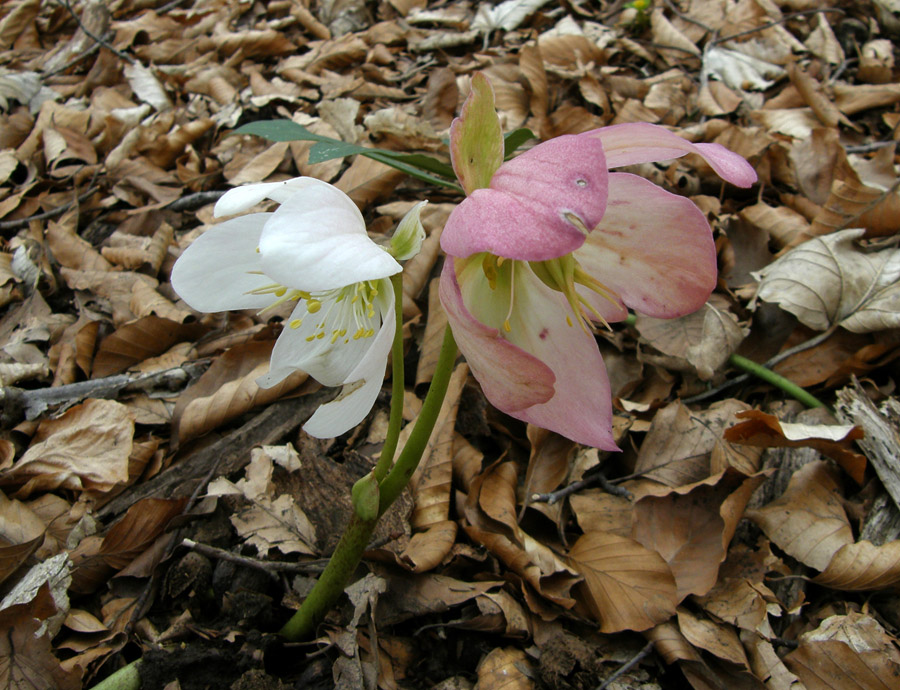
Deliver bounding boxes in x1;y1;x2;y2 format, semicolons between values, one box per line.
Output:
278;326;458;641
378;327;457;515
729;353;826;409
278;513;377;640
373;273;406;482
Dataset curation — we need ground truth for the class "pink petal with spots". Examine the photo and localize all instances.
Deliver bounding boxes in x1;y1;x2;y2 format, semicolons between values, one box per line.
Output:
441;135;609;261
576;173;717;318
585;123;758;188
442;261;618;450
440;262;556;412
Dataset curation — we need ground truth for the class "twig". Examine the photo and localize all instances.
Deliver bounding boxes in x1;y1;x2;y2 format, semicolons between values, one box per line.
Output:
164;190;227;212
597;641;654;690
0;183;99;232
716;8;845;45
844;141;899;154
182;539;329;576
0;361;208;424
54;0;135;65
530;470;633;505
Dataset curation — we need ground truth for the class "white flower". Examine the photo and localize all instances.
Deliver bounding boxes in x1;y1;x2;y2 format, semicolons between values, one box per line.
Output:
172;177;402;438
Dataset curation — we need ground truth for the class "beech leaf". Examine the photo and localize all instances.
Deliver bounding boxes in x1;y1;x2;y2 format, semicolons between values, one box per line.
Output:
754;228;900;332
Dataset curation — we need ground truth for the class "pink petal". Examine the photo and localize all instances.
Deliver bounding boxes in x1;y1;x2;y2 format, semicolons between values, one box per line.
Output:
576;173;717;318
585;123;758;188
440;262;555;412
441;134;609;261
442;261;618;450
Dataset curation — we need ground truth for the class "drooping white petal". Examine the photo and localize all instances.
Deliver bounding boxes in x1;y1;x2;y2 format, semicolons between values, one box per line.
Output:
214;176;335;217
257;279;393;389
171;214;276;313
302;299;396;438
259;185;401;291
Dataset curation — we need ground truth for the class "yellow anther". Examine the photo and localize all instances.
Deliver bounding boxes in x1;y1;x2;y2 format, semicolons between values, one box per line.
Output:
316;332;325;339
274;287;287;297
306;335;316;342
307;299;322;313
290;319;303;329
503;320;511;332
566;315;573;328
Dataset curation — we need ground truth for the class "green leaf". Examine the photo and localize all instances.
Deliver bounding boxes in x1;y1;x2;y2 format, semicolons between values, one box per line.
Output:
504;128;537;158
233;120;328;143
450;72;504;194
308;140;369;164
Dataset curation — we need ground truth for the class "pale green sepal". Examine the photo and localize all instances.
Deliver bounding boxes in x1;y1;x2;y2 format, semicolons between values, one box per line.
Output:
450;72;504;195
390;201;428;261
351;472;380;521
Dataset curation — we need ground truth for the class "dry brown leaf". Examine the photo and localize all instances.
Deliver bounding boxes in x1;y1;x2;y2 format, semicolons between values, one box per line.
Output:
0;491;44;587
724;409;866;484
476;647;533;689
814;540;900;590
521;426;574;522
0;583;81;690
636;295;747;380
632;470;766;602
634;399;754;487
677;607;749;668
405;363;467;530
208;451;316;557
753;228;900;333
570;489;633;537
415;278;447;387
2;399;135;498
92;316;207;378
398;520;457;573
568;531;677;633
746;460;852;571
99;497;187;569
463;524;580;609
171;338;307;447
809;178;900;239
375;573;502;627
785;613;900;690
46;208;113;274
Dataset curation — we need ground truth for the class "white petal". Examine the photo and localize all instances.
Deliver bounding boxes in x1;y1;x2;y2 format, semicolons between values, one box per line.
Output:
259;186;400;291
301;302;395;438
257;279;394;388
302;373;384;438
214;176;332;217
171;214;275;312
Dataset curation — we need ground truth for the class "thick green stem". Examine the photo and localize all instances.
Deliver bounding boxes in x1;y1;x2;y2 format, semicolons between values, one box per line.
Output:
729;353;826;409
378;327;457;515
279;326;458;641
279;513;377;640
373;273;406;481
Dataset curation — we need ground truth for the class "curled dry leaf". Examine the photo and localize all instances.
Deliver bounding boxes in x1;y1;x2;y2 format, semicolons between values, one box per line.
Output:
0;584;81;690
753;228;900;333
632;470;767;602
634;399;757;488
2;399;134;498
785;613;900;690
475;646;533;689
814;540;900;591
171;338;308;447
92;315;207;378
98;497;187;569
636;295;747;380
724;409;866;484
746;460;853;571
407;364;467;531
0;491;45;586
567;531;677;633
677;607;749;668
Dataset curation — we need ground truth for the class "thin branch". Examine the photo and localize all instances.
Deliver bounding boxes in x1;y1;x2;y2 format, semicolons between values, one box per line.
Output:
55;0;135;65
180;540;329;579
597;641;655;690
0;183;99;232
715;8;845;45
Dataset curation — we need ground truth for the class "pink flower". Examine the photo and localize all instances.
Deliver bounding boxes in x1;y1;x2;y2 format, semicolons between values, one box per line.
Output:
440;123;756;449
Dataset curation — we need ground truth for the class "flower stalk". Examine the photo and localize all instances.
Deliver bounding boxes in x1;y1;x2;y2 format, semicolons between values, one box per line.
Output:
279;325;458;641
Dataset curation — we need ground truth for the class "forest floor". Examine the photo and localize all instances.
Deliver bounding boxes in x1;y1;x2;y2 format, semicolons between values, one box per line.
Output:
1;0;900;688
